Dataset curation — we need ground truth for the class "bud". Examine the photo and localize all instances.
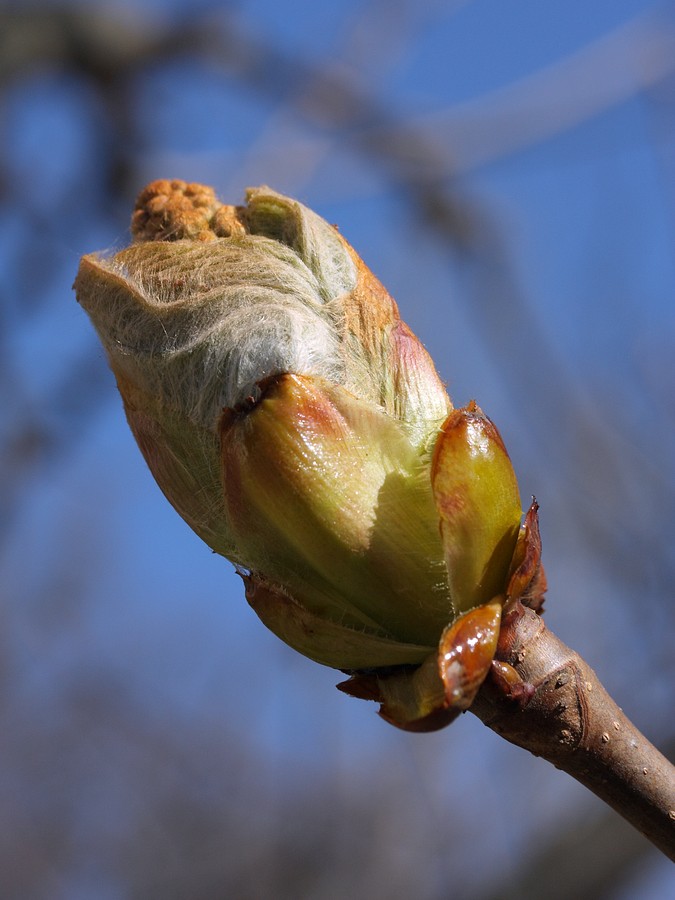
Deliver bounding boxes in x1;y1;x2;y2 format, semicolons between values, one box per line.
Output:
75;180;543;731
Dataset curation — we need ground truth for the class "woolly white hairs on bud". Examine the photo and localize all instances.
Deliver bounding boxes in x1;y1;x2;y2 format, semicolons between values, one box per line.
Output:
77;190;360;431
75;183;453;564
77;184;452;455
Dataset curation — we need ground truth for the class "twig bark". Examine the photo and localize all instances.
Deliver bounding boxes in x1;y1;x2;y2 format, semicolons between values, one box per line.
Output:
471;602;675;860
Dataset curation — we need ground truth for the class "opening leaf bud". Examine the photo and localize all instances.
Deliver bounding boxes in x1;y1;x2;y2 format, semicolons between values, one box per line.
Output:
75;180;542;731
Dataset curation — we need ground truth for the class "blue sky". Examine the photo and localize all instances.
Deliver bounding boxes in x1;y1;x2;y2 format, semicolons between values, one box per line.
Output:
2;1;674;896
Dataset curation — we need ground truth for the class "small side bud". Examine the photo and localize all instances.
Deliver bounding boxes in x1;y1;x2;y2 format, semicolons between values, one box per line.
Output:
432;404;522;614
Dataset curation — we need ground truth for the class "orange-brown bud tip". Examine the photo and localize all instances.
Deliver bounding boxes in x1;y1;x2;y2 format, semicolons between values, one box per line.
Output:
131;178;245;242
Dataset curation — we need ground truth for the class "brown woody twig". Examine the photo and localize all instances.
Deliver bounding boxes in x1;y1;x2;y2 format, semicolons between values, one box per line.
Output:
471;602;675;860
